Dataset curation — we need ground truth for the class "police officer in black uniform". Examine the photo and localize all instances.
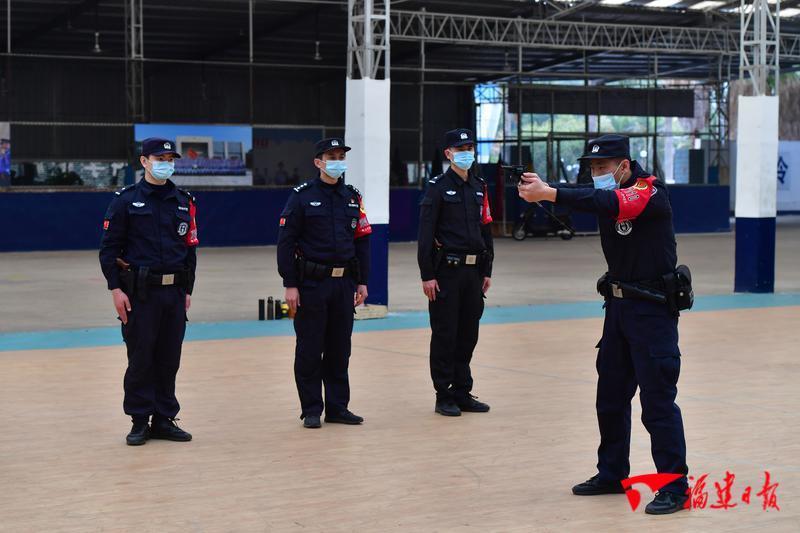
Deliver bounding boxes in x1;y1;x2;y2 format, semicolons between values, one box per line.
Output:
277;138;371;429
100;137;197;446
518;134;690;514
418;128;494;417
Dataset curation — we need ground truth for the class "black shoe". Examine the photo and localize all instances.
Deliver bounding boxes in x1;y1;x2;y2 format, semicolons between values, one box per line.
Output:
150;417;192;442
434;399;461;417
126;421;150;446
645;491;688;515
456;394;490;413
303;415;322;429
572;474;625;495
325;410;364;425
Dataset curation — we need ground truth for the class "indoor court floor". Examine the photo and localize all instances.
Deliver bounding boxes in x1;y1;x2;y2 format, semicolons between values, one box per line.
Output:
1;224;799;532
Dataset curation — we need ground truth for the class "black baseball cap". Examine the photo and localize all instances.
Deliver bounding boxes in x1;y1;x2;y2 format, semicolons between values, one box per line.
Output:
444;128;475;148
141;137;182;158
315;137;351;158
578;134;630;161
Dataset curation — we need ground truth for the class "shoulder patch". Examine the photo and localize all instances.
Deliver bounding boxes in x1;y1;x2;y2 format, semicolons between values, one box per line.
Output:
345;184;362;197
293;181;311;193
177;187;196;202
114;184;134;196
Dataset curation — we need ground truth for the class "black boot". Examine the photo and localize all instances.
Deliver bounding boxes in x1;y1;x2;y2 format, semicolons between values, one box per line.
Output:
126;419;150;446
303;415;322;429
325;410;364;425
645;491;688;515
434;398;461;417
455;394;490;413
572;474;625;495
150;416;192;442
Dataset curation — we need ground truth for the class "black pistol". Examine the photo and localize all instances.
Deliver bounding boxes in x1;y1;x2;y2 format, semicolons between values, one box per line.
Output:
501;165;527;185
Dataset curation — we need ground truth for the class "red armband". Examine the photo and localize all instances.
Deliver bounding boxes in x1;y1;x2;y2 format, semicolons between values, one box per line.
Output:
615;177;656;222
481;185;493;225
185;200;199;246
355;197;372;239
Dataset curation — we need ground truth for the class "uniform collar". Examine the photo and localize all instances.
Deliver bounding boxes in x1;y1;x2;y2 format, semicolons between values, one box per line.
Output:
445;166;473;188
139;178;177;198
445;166;481;190
315;176;348;196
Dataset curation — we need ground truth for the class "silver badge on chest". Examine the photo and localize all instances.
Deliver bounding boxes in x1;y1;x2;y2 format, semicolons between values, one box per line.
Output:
177;222;189;236
615;220;633;236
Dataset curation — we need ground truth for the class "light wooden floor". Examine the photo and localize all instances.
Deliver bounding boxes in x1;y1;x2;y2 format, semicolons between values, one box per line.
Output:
4;222;800;332
1;307;798;532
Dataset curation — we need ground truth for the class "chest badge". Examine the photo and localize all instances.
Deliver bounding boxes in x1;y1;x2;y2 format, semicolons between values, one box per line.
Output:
177;222;189;236
310;201;322;207
615;220;633;236
351;219;358;229
178;205;188;211
132;202;145;207
446;190;456;196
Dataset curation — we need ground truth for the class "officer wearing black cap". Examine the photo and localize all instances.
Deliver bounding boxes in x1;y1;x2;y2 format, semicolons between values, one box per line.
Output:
99;137;198;446
518;134;690;514
277;137;371;429
418;128;494;417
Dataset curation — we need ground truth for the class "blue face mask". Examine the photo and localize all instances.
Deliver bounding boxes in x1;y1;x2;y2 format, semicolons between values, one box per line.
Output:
150;160;175;180
591;161;623;190
452;150;475;171
324;160;347;179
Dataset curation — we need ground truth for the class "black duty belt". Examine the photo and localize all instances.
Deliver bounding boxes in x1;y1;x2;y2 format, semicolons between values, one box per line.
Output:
442;251;488;268
598;276;667;305
119;267;190;301
145;271;189;287
598;268;694;313
300;258;354;280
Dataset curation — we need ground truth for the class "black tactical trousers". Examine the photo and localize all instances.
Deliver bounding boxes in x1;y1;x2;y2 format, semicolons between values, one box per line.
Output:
121;285;186;421
293;276;356;418
427;265;485;401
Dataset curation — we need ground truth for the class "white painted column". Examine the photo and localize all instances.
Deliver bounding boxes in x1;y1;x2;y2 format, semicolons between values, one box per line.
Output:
345;77;391;306
734;95;779;292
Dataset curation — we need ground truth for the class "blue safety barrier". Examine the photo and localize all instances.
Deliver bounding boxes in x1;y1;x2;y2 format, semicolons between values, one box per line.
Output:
0;184;730;252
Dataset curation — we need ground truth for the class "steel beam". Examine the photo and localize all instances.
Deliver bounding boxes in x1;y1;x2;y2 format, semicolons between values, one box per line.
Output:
389;9;800;61
348;0;390;79
124;0;144;122
740;0;781;96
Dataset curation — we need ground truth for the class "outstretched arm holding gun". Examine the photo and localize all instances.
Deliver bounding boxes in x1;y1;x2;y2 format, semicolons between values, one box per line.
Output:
503;166;576;236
